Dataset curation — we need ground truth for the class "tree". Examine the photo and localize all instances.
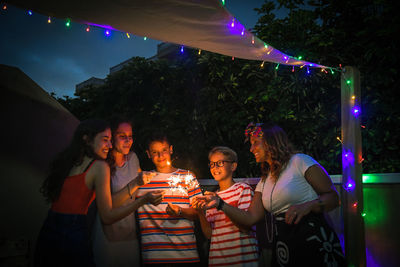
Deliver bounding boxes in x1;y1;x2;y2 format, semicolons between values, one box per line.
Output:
57;0;399;178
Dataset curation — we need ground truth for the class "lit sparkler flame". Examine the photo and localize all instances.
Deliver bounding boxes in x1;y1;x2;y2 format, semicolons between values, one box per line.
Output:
168;171;199;196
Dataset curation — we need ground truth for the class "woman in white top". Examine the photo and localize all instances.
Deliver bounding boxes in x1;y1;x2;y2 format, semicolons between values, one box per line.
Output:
193;122;345;267
93;118;150;267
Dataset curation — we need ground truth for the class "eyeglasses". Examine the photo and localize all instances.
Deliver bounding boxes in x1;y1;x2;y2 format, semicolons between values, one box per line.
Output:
208;160;235;168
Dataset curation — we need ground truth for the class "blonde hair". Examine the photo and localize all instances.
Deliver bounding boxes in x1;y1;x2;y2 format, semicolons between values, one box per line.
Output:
208;146;238;162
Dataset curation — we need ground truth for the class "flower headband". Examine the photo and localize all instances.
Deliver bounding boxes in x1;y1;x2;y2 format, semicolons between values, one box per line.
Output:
244;122;264;141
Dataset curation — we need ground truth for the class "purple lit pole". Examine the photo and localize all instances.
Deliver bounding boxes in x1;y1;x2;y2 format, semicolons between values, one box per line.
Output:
341;66;366;266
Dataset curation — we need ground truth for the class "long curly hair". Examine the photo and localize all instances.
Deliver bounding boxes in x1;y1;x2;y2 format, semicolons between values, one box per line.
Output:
259;124;297;182
41;119;110;202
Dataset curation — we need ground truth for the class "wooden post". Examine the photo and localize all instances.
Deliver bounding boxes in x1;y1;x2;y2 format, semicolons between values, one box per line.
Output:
341;66;366;266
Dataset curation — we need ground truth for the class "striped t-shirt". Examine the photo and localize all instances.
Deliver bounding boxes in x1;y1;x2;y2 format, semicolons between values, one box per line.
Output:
136;169;202;264
206;182;258;266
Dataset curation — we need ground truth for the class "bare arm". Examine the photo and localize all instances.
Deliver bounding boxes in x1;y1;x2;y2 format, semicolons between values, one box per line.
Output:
111;171;155;208
286;164;340;224
192;191;265;227
197;209;212;239
93;162;162;224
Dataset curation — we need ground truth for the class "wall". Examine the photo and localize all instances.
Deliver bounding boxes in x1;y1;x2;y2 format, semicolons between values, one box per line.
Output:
0;64;79;266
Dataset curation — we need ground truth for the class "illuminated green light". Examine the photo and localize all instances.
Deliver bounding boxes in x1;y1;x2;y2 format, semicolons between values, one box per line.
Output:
346;80;351;84
144;37;147;40
65;19;71;27
275;63;280;70
363;187;388;226
298;56;303;60
362;174;381;183
222;0;225;5
264;44;268;49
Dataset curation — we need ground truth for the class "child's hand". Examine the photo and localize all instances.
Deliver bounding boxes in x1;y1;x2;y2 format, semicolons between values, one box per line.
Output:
192;192;218;209
166;202;182;217
143;190;164;206
137;171;156;186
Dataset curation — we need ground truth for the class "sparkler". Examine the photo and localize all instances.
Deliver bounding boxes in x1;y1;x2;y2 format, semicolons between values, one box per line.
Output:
168;171;199;196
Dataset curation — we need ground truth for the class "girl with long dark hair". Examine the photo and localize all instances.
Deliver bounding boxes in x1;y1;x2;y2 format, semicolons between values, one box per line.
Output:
35;119;163;267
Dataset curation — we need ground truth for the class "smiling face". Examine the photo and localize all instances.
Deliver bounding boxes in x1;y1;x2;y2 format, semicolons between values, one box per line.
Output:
250;135;268;163
91;128;112;159
209;152;236;182
112;122;133;156
147;140;173;172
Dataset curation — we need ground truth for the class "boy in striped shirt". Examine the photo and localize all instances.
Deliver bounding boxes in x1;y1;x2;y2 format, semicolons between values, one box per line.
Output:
196;146;258;266
136;133;202;266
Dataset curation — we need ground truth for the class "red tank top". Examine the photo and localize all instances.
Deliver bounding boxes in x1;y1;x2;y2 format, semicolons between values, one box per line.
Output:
51;160;96;215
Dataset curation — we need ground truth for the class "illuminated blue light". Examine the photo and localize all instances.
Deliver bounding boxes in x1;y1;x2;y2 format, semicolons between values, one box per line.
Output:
352;106;361;117
28;10;32;15
180;46;184;53
105;30;111;37
345;181;355;191
227;18;246;36
342;150;355;170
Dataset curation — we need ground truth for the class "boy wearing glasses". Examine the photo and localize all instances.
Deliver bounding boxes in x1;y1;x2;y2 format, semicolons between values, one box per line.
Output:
196;146;258;266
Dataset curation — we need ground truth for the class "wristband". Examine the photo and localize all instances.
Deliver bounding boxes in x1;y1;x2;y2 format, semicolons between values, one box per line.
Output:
216;197;225;210
127;183;133;199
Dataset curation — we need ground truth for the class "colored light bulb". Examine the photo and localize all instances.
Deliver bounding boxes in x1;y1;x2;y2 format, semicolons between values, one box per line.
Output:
352;106;360;117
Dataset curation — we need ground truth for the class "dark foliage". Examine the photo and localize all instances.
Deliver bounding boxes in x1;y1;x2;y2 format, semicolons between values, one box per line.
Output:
58;0;399;179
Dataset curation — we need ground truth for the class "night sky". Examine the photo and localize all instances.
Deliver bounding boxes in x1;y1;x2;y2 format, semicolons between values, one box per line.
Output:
0;0;282;97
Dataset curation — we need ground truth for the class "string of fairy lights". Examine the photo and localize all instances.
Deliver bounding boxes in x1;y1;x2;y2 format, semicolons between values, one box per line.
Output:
1;1;341;75
339;68;367;218
2;2;366;218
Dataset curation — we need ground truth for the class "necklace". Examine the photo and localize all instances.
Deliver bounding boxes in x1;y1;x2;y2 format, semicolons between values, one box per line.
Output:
263;177;277;243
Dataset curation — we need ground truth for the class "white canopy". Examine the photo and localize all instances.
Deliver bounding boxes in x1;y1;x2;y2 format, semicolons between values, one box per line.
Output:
7;0;327;68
